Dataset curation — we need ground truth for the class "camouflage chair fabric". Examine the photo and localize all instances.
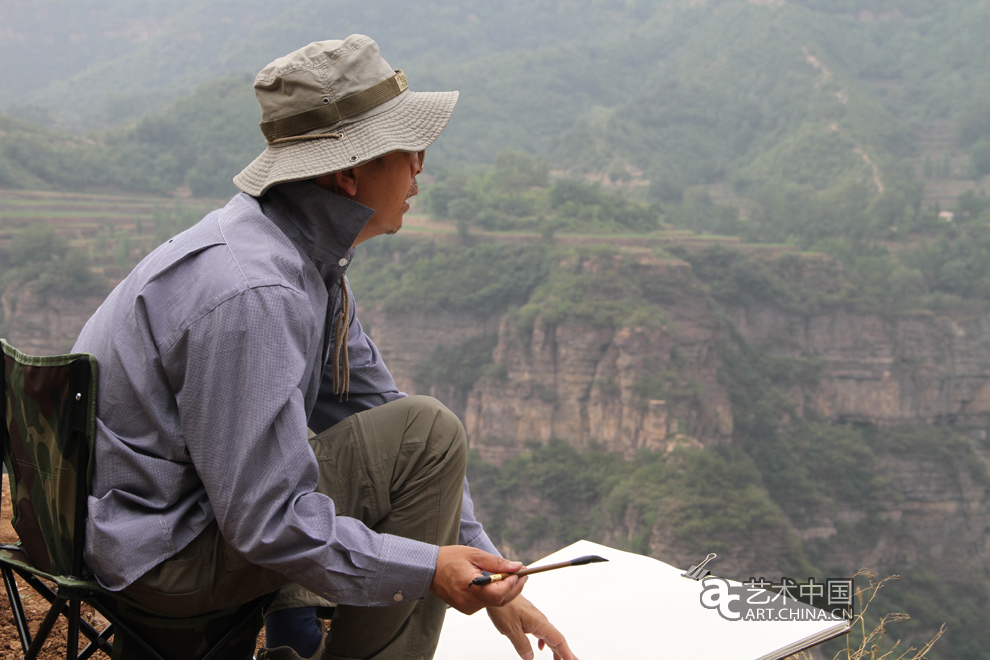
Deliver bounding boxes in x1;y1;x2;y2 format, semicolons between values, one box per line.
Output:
1;339;273;660
2;338;96;577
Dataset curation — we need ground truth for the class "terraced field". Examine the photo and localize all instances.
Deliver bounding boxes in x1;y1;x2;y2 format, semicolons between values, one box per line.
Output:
0;189;214;250
0;188;761;274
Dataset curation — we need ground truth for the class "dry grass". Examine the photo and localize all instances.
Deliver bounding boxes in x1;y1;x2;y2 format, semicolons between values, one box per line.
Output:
791;570;945;660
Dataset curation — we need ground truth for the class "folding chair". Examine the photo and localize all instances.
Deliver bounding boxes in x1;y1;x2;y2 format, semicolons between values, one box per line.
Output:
1;338;274;660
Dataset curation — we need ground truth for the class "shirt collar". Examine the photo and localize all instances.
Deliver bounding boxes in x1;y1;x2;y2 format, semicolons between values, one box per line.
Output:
258;180;374;286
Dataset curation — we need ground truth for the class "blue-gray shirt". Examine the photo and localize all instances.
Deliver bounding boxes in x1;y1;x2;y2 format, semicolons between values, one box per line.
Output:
74;181;497;606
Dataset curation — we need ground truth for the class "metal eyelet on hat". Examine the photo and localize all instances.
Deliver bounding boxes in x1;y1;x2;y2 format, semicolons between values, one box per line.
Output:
350;156;357;161
322;98;330;104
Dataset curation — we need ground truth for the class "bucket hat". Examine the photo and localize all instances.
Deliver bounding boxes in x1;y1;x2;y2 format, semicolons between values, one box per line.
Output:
234;35;458;196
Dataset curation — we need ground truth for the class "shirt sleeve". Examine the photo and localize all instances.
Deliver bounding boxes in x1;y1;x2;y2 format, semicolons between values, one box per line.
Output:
311;278;501;558
459;478;500;555
163;284;436;606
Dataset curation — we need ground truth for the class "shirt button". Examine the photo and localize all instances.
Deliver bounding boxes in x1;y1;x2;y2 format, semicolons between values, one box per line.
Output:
338;257;349;267
393;591;403;602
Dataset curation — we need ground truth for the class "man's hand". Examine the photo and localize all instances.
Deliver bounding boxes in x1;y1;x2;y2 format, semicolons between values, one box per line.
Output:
487;596;578;660
429;546;528;614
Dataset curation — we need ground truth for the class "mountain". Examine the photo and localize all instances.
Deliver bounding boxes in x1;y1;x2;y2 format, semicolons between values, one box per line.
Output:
1;0;988;204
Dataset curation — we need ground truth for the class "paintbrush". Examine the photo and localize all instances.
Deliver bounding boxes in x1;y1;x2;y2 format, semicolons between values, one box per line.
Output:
470;554;608;586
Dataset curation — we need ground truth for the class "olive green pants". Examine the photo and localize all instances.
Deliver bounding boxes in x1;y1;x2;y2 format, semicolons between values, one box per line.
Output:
121;396;468;660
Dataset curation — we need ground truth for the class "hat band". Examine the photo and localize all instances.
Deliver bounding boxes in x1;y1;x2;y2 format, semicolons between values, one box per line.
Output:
259;70;409;143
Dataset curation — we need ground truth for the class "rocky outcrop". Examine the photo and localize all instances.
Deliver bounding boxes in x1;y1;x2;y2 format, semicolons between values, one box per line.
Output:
363;309;499;383
364;281;990;465
728;304;990;427
461;303;734;464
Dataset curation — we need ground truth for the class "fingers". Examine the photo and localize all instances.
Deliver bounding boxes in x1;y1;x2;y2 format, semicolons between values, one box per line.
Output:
488;597;580;660
544;635;575;660
470;574;527;608
529;622;576;660
500;618;535;660
487;602;534;660
502;573;528;603
430;546;527;614
474;552;525;575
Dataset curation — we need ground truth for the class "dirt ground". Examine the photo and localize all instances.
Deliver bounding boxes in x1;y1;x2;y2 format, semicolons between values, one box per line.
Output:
1;474;271;659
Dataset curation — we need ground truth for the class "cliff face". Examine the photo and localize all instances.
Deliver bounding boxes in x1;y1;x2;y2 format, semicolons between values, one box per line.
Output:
729;305;990;428
360;265;990;607
462;299;735;463
365;286;990;463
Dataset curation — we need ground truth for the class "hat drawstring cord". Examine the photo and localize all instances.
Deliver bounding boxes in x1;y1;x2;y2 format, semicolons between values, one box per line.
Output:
331;275;350;400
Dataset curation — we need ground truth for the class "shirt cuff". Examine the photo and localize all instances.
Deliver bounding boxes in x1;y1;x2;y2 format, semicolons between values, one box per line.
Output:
369;534;439;606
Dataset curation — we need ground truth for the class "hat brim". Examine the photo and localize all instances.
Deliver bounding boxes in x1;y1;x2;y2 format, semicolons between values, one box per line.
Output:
233;90;458;197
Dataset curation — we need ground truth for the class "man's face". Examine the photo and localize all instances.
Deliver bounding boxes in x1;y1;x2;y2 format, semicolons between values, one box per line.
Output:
346;150;425;245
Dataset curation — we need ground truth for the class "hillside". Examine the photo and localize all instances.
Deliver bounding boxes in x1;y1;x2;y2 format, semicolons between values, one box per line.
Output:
1;0;988;205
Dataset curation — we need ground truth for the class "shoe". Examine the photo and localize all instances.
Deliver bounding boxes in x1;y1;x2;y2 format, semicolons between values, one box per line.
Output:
256;622;327;660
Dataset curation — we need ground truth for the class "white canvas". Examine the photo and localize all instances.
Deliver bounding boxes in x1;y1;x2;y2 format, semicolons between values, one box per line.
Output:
434;540;849;660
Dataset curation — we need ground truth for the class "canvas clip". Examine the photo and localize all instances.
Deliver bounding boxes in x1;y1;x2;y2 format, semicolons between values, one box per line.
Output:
681;553;717;580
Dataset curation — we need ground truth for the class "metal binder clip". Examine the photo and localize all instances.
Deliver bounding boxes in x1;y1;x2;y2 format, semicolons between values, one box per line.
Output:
681;553;717;580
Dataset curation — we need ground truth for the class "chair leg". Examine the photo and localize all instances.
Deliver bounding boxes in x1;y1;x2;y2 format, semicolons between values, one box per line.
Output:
71;602;115;660
2;564;34;652
5;564;117;659
71;605;113;658
26;594;67;660
66;597;82;660
77;624;114;660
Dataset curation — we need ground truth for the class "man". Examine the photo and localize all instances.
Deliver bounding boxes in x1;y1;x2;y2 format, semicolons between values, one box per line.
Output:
73;35;575;660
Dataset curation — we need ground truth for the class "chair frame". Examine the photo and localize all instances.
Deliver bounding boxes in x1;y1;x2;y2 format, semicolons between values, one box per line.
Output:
1;339;272;660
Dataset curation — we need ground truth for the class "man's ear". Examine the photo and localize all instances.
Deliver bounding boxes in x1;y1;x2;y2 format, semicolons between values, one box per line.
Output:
333;168;359;196
314;168;359;197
